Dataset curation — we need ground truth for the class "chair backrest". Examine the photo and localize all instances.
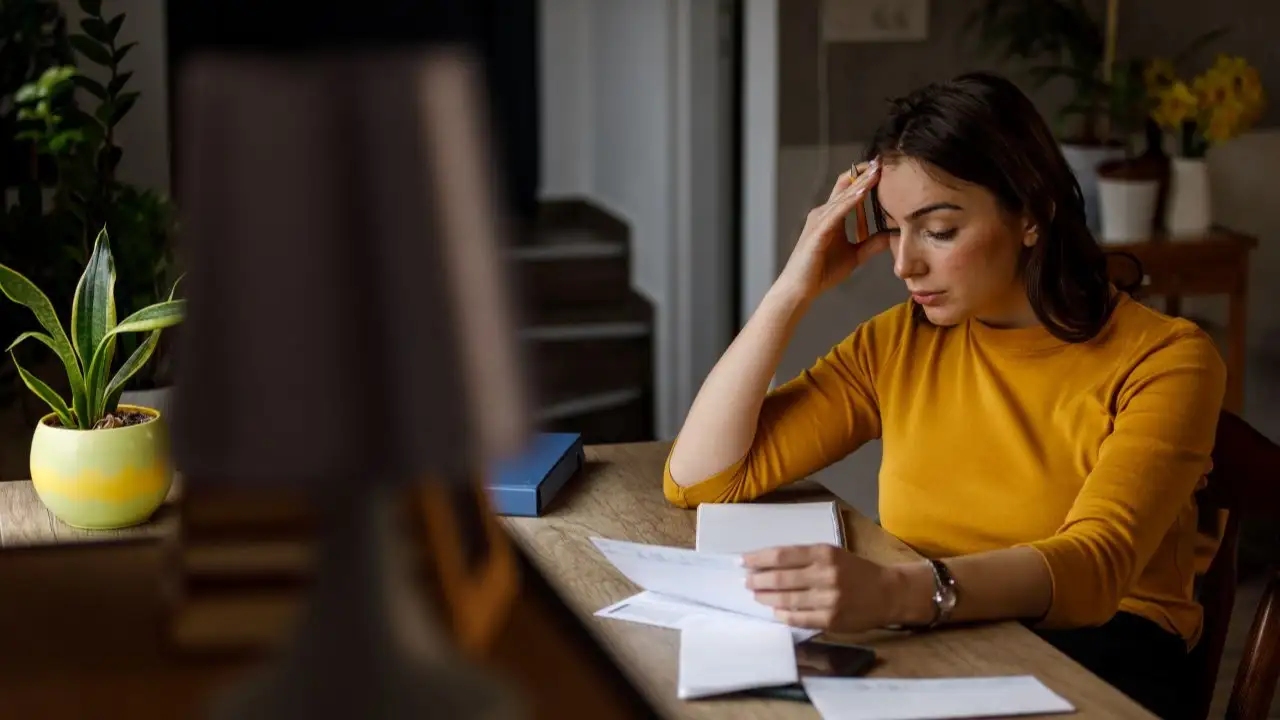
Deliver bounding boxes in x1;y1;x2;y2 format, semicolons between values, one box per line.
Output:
1189;410;1280;720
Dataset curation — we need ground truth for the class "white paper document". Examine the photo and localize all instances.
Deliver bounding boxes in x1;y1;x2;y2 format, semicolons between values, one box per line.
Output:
696;501;845;554
589;537;774;620
800;675;1076;720
595;591;821;642
677;617;798;700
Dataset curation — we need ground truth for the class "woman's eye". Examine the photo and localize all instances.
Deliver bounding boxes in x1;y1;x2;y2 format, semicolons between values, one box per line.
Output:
925;228;958;241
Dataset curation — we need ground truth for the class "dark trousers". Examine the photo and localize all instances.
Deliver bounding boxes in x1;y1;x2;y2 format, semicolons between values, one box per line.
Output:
1030;611;1191;720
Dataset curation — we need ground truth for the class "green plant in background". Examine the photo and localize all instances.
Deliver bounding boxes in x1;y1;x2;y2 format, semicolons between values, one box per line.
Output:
965;0;1230;151
0;227;183;430
0;0;78;409
964;0;1108;143
13;0;179;391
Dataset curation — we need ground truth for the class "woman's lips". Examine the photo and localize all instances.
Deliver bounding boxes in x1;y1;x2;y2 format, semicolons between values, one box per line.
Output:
911;291;944;307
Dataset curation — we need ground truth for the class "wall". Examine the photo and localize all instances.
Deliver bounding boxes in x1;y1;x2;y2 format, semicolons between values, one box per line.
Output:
540;0;735;439
769;0;1280;519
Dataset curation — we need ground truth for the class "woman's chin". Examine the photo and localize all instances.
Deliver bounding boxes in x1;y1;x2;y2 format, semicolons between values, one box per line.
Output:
920;304;963;327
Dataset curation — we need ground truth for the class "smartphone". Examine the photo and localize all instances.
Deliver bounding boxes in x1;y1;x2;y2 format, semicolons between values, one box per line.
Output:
745;640;878;702
847;184;889;244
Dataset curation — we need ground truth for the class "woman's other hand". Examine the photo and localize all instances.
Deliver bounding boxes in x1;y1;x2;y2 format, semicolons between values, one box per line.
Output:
744;543;904;633
776;160;889;304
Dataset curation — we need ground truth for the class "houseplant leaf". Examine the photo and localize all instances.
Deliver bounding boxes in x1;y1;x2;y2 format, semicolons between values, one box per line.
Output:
85;334;116;422
9;351;76;428
104;274;185;413
69;33;112;66
102;329;160;412
90;299;184;418
71;226;117;371
108;299;185;335
0;263;88;423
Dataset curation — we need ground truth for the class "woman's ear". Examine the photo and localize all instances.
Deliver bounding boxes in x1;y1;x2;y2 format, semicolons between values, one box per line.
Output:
1022;217;1038;248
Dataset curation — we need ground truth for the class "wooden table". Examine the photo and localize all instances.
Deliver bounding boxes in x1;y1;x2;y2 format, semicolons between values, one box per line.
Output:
0;444;1155;718
1105;228;1257;413
502;443;1155;719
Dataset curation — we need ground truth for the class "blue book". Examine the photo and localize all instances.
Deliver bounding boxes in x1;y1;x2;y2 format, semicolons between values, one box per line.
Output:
486;432;585;517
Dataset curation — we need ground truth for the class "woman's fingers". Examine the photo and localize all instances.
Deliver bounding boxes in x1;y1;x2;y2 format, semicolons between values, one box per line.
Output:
773;608;837;629
753;587;840;611
827;170;853;201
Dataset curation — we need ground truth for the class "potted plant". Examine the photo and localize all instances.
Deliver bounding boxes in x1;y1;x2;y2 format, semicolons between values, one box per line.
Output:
1147;54;1266;237
12;0;179;416
1094;57;1164;244
0;226;184;529
964;0;1122;234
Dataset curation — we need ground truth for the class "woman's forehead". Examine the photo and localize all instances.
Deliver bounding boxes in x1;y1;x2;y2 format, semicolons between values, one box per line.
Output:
877;158;970;216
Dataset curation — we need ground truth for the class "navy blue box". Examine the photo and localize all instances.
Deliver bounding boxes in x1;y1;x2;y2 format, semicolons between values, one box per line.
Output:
486;432;585;517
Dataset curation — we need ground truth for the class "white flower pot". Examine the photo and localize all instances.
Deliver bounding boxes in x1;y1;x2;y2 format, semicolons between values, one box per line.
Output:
1097;177;1159;244
1164;157;1212;238
1061;143;1126;235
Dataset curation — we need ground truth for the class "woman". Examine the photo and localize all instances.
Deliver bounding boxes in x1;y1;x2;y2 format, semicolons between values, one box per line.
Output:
663;72;1223;720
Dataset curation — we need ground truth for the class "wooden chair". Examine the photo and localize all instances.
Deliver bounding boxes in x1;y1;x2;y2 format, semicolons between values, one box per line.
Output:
1189;410;1280;720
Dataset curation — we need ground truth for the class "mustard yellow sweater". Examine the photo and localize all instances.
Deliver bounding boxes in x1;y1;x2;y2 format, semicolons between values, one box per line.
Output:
664;294;1226;644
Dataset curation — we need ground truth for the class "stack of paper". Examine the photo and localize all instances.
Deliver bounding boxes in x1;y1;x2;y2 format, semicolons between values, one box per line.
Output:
695;501;845;554
800;676;1076;719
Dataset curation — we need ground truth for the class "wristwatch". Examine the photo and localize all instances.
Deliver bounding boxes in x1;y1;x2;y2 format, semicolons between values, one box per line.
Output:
924;558;958;629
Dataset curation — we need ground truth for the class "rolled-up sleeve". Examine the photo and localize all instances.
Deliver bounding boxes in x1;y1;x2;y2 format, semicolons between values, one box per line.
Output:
1026;331;1226;628
662;310;902;509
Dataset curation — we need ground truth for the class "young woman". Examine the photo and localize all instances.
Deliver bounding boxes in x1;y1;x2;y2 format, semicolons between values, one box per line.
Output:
663;72;1224;720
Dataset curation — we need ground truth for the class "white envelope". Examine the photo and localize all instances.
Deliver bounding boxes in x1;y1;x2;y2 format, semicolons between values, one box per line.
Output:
678;617;798;700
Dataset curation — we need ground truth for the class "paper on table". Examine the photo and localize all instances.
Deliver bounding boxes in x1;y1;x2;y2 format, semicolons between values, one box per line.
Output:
678;617;798;700
696;501;845;554
800;675;1076;720
589;537;774;620
596;591;821;642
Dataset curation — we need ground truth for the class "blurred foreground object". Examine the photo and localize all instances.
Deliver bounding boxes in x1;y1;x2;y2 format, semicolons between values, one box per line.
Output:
161;4;661;719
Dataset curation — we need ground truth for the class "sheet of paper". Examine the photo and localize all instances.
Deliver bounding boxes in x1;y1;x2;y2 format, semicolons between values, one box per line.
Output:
800;675;1076;720
696;501;845;554
677;617;798;700
589;537;774;620
595;591;821;642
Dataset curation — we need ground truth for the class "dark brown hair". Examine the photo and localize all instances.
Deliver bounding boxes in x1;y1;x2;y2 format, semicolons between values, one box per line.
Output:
864;72;1116;343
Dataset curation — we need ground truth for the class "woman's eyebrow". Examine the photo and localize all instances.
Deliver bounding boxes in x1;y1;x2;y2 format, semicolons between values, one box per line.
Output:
883;201;963;222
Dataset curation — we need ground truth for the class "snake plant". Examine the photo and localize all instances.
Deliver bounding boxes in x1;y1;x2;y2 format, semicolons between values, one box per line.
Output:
0;225;184;428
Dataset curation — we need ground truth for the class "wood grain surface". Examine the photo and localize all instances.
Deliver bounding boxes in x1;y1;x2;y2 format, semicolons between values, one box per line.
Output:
502;442;1156;719
0;442;1156;718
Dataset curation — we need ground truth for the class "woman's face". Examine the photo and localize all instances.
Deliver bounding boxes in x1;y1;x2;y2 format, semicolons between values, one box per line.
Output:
875;157;1037;328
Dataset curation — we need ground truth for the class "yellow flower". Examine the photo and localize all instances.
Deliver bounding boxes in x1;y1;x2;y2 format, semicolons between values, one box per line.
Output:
1152;81;1199;130
1204;101;1243;143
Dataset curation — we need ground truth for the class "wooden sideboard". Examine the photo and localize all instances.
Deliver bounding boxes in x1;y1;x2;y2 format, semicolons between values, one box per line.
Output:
1105;228;1258;413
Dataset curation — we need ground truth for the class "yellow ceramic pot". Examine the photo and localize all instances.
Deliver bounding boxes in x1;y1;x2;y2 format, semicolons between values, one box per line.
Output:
29;404;173;530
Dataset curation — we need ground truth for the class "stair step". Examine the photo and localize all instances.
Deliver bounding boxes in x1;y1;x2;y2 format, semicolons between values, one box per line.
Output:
518;291;651;329
536;388;653;444
513;254;632;311
524;333;650;402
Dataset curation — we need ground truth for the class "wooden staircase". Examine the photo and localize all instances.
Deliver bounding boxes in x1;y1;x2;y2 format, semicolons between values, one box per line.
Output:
509;200;656;445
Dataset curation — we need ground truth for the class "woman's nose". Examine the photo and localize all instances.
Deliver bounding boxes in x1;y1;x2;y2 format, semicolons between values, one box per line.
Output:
893;237;926;280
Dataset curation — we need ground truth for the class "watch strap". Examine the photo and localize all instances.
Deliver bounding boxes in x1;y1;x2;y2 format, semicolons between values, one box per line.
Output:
925;558;958;629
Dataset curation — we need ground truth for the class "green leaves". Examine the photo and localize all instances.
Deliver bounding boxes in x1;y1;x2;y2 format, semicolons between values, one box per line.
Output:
69;33;112;66
0;225;185;430
7;332;76;427
0;263;87;426
72;227;117;375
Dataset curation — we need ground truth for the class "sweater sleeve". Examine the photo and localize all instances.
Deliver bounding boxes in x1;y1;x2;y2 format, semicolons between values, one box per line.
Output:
662;306;903;508
1026;329;1226;628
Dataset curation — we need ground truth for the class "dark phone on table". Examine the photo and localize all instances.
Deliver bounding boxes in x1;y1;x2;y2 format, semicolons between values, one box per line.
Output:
746;640;877;702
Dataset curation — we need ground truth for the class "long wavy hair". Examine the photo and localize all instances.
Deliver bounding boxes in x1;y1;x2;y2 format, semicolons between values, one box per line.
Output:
863;72;1118;343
